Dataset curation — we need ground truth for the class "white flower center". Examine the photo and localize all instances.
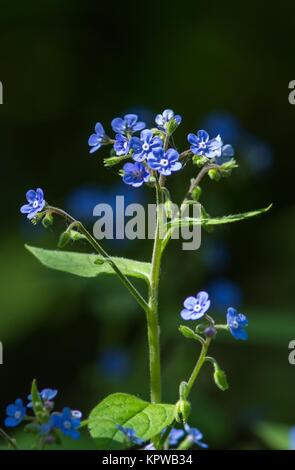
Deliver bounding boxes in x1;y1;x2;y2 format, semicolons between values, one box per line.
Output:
14;411;21;419
232;320;239;329
160;159;169;166
193;304;201;312
142;143;150;151
199;142;206;148
32;200;39;209
63;420;72;429
123;141;128;149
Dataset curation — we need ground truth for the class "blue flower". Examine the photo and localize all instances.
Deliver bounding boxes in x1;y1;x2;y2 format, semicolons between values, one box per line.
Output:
20;188;45;220
168;428;185;446
184;424;208;448
187;130;222;159
114;134;131;156
88;122;110;154
130;129;163;162
226;307;248;340
27;388;58;408
180;291;211;320
144;442;156;450
116;425;144;446
111;114;146;135
148;148;182;176
155;109;182;132
122;162;150;188
51;407;81;440
289;426;295;450
4;399;26;427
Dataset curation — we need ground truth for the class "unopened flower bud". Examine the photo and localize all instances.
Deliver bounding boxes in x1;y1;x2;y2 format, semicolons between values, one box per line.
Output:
204;326;217;338
174;399;191;424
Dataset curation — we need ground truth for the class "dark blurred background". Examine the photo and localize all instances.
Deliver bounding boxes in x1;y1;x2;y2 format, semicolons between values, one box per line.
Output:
0;0;294;450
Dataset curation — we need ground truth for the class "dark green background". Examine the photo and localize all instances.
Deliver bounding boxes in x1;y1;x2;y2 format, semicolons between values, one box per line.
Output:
0;0;294;449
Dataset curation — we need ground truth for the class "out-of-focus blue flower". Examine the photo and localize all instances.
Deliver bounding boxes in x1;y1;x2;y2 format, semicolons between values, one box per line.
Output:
227;307;248;340
289;426;295;450
207;279;242;311
4;399;26;427
99;348;130;380
111;114;145;135
27;388;58;408
148;148;182;176
130;129;163;162
243;137;273;173
88;122;110;154
20;188;45;220
155;109;182;132
201;239;231;272
184;424;208;448
180;291;210;320
122;162;150;188
51;407;81;440
168;428;185;446
114;134;131;156
116;425;144;446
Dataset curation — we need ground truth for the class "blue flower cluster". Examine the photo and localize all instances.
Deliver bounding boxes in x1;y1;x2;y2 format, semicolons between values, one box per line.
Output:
4;387;82;443
88;110;183;188
144;425;208;450
180;291;248;340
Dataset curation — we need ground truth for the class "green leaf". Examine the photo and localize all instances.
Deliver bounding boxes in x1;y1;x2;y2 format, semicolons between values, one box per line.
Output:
30;379;43;418
87;393;175;450
167;204;272;230
25;245;151;283
255;422;290;450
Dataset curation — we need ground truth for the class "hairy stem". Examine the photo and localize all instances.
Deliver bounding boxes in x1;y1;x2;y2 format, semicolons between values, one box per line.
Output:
186;338;211;397
147;182;164;403
0;428;18;450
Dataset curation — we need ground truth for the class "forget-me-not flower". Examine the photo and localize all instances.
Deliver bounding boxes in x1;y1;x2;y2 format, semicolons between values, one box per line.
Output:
180;291;211;320
51;407;81;440
122;162;150;188
130;129;163;162
114;134;131;156
27;388;58;408
4;399;26;428
111;114;145;135
88;122;110;154
226;307;248;340
147;148;182;176
155;109;182;132
184;424;208;448
188;130;223;159
168;428;185;446
20;188;45;220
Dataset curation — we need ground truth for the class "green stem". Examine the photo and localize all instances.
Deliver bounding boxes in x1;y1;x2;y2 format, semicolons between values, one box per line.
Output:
186;338;211;397
147;182;164;403
177;436;194;450
47;206;149;314
0;428;18;450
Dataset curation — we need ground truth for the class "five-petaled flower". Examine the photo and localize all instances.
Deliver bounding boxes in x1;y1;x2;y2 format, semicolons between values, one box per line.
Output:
148;148;182;176
180;291;211;320
116;425;144;446
20;188;45;220
226;307;248;340
183;424;208;448
5;399;26;427
88;122;110;154
155;109;182;132
111;114;146;135
27;388;58;408
122;162;150;188
130;129;163;162
51;407;81;440
114;134;131;156
188;130;223;159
